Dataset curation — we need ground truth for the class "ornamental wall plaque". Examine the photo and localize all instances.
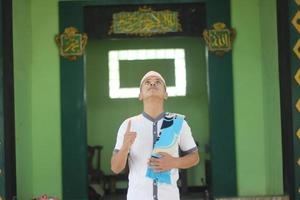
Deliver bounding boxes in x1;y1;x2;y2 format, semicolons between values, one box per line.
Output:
109;6;182;37
55;27;88;61
203;22;236;56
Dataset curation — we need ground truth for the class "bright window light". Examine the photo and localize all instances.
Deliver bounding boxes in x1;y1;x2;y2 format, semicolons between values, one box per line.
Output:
108;48;186;99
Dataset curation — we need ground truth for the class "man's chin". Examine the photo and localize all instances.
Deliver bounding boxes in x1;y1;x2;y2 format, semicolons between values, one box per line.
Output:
144;95;164;100
148;88;158;92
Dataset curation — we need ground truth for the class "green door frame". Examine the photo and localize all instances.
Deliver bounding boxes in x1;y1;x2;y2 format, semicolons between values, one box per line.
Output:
285;0;300;200
0;0;16;199
59;0;237;199
0;0;5;198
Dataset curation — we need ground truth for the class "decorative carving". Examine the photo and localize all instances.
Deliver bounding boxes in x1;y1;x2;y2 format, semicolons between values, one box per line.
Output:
55;27;88;61
292;11;300;33
297;98;300;112
293;39;300;59
203;22;236;56
109;6;182;36
297;128;300;139
295;68;300;85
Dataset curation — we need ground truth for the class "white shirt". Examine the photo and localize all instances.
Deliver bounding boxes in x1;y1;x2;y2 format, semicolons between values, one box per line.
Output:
114;112;198;200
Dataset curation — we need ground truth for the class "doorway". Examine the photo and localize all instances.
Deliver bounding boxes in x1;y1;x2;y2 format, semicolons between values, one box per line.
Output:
59;1;236;199
86;37;208;198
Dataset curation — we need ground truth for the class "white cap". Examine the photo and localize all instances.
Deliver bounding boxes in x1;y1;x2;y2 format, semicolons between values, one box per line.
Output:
140;71;166;87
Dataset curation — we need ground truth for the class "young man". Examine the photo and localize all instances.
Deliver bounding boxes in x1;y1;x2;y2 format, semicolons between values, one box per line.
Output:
111;71;199;200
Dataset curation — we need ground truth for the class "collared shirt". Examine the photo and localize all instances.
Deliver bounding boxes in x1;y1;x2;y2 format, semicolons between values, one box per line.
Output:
113;112;198;200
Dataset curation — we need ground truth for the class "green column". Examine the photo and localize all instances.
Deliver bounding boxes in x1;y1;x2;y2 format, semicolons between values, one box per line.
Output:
232;0;283;196
206;0;237;197
60;2;88;200
0;0;5;199
289;0;300;199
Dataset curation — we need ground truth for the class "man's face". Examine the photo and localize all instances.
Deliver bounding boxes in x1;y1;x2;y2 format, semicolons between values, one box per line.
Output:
139;76;167;101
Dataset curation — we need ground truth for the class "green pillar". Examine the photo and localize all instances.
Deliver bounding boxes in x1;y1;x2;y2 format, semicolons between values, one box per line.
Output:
206;0;237;197
289;0;300;199
59;2;88;200
0;0;16;199
0;0;6;199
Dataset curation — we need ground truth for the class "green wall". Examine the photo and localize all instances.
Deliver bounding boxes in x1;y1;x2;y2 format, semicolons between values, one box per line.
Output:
260;0;283;194
13;0;33;199
13;0;62;199
231;0;283;196
86;38;209;186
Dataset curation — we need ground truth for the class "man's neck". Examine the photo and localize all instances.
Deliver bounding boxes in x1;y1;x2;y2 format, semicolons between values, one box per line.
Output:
143;98;164;119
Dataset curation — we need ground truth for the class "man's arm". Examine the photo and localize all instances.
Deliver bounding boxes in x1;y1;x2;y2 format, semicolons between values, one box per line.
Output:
111;148;130;174
149;151;199;172
111;120;136;174
174;151;199;169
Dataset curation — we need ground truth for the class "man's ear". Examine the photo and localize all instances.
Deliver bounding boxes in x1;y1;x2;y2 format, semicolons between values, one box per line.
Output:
139;92;143;101
164;92;168;100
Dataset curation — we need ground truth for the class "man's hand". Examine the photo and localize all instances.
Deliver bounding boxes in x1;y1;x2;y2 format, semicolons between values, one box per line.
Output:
148;152;177;172
148;151;199;172
121;120;137;151
111;120;137;174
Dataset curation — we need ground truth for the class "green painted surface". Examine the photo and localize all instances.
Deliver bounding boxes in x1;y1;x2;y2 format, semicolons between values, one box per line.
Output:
260;0;283;195
119;60;175;87
0;0;5;198
60;0;206;4
231;0;283;196
31;0;61;198
289;0;300;199
13;0;33;199
13;0;62;199
232;0;266;195
86;38;209;187
60;57;88;200
59;3;89;200
206;0;237;197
